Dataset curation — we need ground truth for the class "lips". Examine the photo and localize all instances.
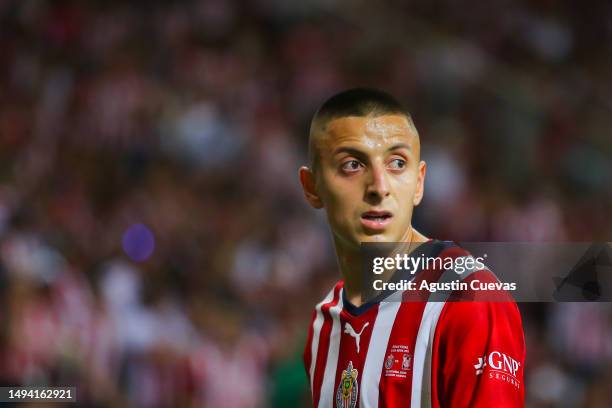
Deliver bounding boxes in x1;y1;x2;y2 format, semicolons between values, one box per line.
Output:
360;210;393;231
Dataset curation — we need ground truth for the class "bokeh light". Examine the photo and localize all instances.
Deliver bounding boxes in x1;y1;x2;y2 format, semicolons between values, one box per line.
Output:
122;223;155;262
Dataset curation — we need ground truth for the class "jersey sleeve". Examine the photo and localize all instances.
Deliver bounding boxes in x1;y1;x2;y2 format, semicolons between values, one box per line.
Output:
432;297;525;407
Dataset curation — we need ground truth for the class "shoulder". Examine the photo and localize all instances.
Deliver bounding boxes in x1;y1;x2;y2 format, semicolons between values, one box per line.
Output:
437;300;524;337
428;241;524;334
314;281;344;309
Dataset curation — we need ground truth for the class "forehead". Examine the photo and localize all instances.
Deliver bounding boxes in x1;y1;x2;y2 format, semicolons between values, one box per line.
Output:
316;114;419;152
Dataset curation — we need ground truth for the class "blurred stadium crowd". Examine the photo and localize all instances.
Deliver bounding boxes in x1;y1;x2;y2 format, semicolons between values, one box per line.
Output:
1;0;611;407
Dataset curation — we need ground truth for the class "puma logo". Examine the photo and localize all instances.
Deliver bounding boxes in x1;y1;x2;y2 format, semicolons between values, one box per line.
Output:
344;322;370;353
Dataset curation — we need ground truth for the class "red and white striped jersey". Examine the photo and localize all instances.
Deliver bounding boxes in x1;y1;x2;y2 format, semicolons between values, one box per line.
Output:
304;242;525;408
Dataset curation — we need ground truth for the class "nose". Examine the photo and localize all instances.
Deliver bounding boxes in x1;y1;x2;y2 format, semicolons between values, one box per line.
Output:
365;162;390;202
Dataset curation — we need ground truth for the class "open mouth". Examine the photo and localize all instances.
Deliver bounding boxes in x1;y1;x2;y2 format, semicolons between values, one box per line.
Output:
360;211;393;230
361;211;392;221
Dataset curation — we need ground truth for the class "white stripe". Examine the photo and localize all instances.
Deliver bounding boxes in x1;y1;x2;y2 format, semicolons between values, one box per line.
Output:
310;287;337;397
411;263;483;407
411;301;445;408
360;301;402;408
318;289;344;408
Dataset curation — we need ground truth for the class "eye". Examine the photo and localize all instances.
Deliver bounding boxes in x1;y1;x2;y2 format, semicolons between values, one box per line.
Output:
341;159;362;173
388;158;406;170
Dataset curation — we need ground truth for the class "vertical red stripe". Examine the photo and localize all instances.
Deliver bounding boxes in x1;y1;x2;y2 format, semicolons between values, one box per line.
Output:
376;301;426;407
337;304;379;408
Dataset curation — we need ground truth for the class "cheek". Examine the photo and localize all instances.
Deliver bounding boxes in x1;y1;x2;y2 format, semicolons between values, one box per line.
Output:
328;188;359;220
322;173;360;205
319;177;359;218
392;172;418;198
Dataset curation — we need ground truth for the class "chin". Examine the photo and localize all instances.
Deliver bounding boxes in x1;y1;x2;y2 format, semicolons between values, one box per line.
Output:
358;233;391;243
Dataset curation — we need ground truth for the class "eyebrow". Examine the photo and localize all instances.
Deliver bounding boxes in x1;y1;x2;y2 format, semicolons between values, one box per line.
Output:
387;143;411;152
332;143;411;157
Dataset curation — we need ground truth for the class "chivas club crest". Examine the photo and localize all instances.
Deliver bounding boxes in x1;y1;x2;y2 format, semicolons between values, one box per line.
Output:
336;361;358;408
385;353;394;369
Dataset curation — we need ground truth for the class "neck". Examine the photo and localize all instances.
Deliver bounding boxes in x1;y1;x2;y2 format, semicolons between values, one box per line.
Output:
335;227;429;307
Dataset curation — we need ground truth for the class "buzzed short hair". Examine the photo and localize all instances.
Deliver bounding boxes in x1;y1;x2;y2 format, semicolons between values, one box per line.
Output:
308;88;417;169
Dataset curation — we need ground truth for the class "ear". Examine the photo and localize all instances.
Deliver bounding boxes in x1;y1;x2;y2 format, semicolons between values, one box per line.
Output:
413;160;426;206
299;166;323;209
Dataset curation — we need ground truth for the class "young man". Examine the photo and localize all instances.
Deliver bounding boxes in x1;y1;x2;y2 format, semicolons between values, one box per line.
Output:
299;88;525;407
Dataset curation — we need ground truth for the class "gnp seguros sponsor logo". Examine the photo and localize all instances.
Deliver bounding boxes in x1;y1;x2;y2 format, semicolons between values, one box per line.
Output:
474;350;521;389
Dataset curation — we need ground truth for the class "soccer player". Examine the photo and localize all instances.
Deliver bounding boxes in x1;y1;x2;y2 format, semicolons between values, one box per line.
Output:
299;88;525;407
